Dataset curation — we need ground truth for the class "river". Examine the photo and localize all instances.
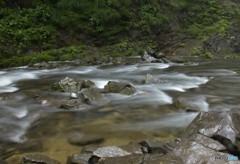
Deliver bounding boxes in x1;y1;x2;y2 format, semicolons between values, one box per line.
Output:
0;59;240;162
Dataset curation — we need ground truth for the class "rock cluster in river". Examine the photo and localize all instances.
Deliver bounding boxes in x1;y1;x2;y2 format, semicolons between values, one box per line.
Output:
50;77;137;109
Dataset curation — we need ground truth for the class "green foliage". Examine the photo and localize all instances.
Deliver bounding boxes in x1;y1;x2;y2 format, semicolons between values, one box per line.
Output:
0;5;57;57
0;0;240;67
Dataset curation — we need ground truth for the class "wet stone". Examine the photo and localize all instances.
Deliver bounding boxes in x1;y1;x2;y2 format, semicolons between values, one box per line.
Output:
80;88;105;105
104;81;136;95
67;153;92;164
21;154;60;164
182;111;240;143
172;138;230;164
52;77;84;93
93;146;131;158
144;154;183;164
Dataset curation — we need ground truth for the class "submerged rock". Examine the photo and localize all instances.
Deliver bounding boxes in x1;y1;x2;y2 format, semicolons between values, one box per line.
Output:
21;154;60;164
68;134;104;146
104;81;136;95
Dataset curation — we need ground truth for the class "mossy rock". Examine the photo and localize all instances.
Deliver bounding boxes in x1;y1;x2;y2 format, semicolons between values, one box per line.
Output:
104;81;136;95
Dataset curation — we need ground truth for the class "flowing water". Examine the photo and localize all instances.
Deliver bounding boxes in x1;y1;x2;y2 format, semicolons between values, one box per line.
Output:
0;60;240;162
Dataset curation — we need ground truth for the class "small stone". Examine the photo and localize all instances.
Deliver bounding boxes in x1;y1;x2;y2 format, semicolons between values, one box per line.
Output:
21;154;60;164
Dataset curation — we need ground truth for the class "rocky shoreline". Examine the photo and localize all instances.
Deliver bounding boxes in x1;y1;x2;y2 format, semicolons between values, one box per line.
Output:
9;111;240;164
2;53;240;164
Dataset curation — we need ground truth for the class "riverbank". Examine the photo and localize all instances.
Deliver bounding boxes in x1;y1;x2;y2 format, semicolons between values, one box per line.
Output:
1;1;240;68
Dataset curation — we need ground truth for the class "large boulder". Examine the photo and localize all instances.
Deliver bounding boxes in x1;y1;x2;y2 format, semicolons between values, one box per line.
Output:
182;111;240;143
104;81;136;95
170;134;231;164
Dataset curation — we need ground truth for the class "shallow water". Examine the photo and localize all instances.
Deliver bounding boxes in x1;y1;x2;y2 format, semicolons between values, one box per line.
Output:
0;60;240;162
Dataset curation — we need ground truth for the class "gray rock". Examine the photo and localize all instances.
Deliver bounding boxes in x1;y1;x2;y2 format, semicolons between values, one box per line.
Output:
104;81;136;95
182;111;240;143
172;137;231;164
93;146;131;158
67;153;92;164
143;154;183;164
80;88;107;105
21;154;60;164
189;134;226;151
52;77;84;93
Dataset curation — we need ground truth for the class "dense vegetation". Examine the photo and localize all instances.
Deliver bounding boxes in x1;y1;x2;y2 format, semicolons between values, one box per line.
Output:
0;0;240;67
